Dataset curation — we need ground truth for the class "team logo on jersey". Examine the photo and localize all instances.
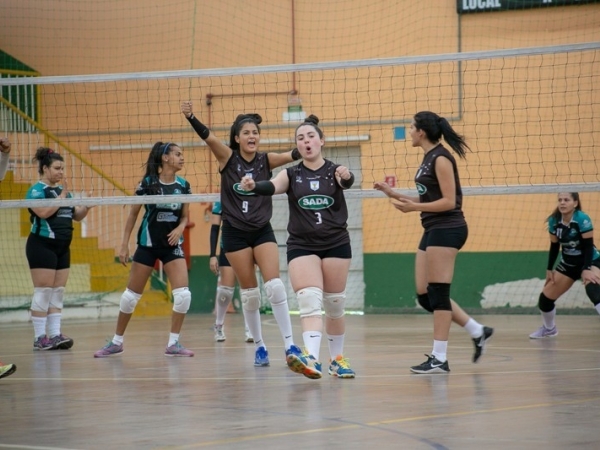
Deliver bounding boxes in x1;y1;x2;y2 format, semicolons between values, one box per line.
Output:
233;183;255;196
298;195;334;210
416;182;427;195
310;180;319;191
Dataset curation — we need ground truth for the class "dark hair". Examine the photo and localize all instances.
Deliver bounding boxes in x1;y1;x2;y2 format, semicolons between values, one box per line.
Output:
413;111;469;159
142;141;176;193
295;114;323;139
228;113;262;151
547;192;581;224
32;147;64;175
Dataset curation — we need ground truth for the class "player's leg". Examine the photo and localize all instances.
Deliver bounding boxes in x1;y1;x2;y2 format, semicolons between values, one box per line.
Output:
163;256;194;357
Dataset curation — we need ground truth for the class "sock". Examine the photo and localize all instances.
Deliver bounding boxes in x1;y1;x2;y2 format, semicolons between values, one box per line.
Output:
271;301;295;349
243;309;264;347
327;333;345;360
595;304;600;315
542;309;556;329
112;334;124;345
302;331;322;360
464;318;484;339
168;332;179;347
432;340;448;362
47;313;61;338
32;316;46;338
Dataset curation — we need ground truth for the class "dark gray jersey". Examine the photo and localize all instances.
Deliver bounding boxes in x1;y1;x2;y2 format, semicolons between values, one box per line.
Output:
220;150;273;231
285;160;350;251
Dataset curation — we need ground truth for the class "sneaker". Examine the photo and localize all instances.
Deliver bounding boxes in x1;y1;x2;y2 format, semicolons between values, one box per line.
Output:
0;363;17;380
472;326;494;363
529;325;558;339
254;346;270;367
214;324;226;342
33;335;55;351
410;354;450;374
93;341;124;358
49;334;74;350
286;345;322;379
165;341;194;357
328;355;355;379
244;326;254;343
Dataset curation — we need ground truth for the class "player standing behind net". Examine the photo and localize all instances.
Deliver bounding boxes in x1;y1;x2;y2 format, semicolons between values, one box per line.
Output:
94;142;194;358
181;101;303;368
209;200;253;343
0;137;17;379
529;192;600;339
26;147;92;351
241;114;356;380
374;111;493;374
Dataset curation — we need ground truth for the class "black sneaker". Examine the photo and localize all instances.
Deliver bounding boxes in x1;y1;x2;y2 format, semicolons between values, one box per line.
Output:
472;326;494;363
410;355;450;374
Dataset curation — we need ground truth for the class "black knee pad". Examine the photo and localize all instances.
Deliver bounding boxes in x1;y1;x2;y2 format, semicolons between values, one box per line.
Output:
427;283;452;311
585;283;600;306
417;293;433;313
538;293;556;313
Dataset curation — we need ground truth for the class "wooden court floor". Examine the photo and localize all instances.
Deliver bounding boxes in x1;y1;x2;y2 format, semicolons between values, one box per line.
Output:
1;313;600;449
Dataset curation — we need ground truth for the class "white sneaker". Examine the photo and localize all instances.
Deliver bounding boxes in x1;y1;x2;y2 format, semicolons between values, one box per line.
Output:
214;324;226;342
244;326;253;343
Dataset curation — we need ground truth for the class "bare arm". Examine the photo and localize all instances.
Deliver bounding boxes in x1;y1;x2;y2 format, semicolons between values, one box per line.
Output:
0;137;11;181
30;178;70;219
240;169;290;195
166;203;189;246
73;205;93;221
373;181;419;202
119;204;143;266
267;149;298;169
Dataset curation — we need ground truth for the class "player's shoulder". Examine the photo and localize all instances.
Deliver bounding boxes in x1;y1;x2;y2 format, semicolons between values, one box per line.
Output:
574;210;593;228
26;181;46;199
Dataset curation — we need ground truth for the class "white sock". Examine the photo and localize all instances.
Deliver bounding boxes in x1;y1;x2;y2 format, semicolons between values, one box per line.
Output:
243;309;264;347
595;304;600;315
542;309;556;329
32;316;46;338
464;318;484;339
271;301;295;349
432;340;448;362
168;332;179;347
112;334;124;345
47;313;61;338
327;333;345;360
302;331;322;360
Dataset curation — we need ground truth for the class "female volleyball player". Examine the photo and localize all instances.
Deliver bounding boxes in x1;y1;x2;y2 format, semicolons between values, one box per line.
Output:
209;200;253;343
241;115;356;379
181;101;302;368
26;147;91;351
94;142;194;357
1;137;17;378
529;192;600;338
374;111;493;374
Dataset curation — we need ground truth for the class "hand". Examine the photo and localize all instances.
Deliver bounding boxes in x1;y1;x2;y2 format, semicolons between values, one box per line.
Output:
336;165;351;181
581;268;600;286
119;246;130;266
167;228;183;246
240;175;255;191
60;178;69;197
0;137;11;154
209;256;219;275
373;181;393;196
391;197;416;213
181;101;193;118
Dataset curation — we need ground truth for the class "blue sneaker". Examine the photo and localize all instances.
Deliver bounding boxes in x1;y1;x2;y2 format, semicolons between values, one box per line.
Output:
328;355;356;378
286;345;322;380
254;346;270;367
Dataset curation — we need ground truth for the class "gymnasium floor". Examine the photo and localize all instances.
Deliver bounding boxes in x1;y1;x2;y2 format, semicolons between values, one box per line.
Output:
1;313;599;449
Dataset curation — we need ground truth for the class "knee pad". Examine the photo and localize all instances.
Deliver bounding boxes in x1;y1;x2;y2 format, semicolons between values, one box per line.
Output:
216;286;235;304
297;287;323;318
427;283;452;311
538;292;556;312
416;293;433;313
31;287;52;313
264;278;287;306
119;289;142;314
585;283;600;306
172;287;191;313
49;286;65;310
323;291;346;319
241;287;261;312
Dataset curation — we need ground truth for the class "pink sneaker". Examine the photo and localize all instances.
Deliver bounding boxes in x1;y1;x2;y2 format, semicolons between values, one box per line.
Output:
94;341;124;358
165;341;194;357
33;335;55;351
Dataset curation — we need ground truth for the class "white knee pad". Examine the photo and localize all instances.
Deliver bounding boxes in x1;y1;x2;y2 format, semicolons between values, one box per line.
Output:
265;278;287;306
323;291;346;319
297;287;323;318
120;289;142;314
31;287;52;313
241;287;261;312
217;286;235;304
172;287;191;314
49;286;65;310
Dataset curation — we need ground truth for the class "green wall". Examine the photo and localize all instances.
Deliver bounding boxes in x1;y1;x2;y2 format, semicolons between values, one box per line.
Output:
188;255;218;313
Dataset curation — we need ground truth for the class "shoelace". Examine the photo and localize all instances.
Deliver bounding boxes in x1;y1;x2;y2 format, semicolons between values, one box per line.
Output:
335;357;350;369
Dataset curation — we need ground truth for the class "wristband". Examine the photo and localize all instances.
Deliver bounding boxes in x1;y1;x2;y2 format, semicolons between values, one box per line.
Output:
252;181;275;196
186;114;210;140
291;148;301;161
340;173;355;189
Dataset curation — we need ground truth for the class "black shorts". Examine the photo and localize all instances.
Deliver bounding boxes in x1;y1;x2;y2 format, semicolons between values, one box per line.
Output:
221;220;276;253
218;252;231;268
418;225;468;251
287;243;352;264
133;245;185;268
26;234;71;270
555;259;600;281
